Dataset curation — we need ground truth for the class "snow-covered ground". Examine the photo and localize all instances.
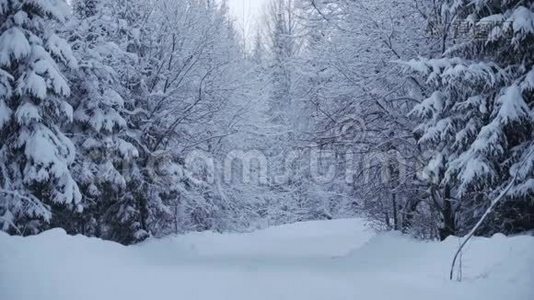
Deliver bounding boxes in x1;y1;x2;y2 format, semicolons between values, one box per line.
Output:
1;218;533;300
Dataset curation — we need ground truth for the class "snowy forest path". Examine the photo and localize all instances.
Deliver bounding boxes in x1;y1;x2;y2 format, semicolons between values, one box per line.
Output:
2;218;532;300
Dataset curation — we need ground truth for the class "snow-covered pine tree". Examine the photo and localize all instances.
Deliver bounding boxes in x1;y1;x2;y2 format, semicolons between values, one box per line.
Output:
88;0;158;244
267;0;297;125
262;0;310;224
65;0;138;238
405;0;534;237
0;0;81;234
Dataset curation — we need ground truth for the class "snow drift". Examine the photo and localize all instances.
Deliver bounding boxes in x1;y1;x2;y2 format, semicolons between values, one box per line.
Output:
1;218;532;300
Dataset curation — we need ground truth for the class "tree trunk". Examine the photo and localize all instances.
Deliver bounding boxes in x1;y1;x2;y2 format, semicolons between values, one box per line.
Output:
392;193;399;231
439;185;456;241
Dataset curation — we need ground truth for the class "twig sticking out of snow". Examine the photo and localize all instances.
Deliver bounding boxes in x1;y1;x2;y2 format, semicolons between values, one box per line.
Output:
449;177;516;280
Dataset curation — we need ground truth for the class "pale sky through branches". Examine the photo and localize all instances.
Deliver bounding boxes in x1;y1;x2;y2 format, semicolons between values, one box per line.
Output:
227;0;269;45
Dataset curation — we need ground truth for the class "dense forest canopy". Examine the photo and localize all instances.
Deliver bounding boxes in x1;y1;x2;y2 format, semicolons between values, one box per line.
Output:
0;0;532;244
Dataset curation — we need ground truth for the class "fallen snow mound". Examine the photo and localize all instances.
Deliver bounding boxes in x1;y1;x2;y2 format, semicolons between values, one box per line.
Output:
1;218;533;300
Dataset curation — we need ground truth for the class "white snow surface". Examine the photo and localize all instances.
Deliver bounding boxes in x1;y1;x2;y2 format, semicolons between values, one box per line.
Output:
1;218;533;300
